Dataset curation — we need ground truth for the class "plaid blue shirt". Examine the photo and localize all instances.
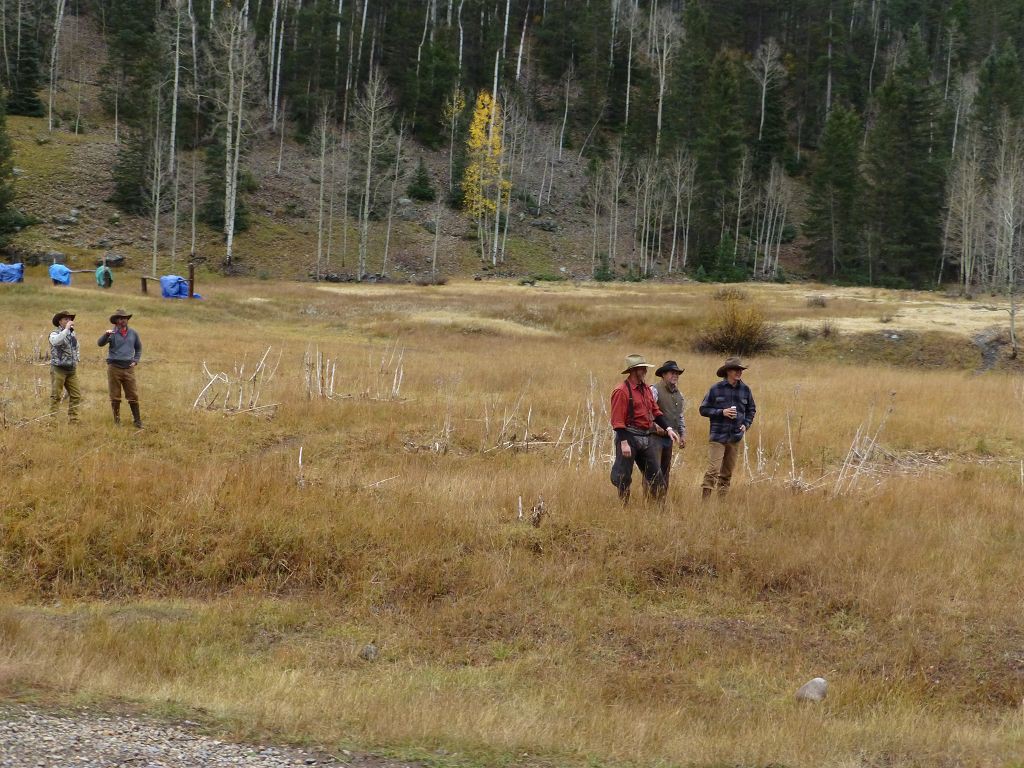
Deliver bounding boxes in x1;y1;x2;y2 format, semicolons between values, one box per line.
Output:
699;379;756;443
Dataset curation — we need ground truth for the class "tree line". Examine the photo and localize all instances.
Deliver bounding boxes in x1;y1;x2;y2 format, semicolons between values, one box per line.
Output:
0;0;1023;290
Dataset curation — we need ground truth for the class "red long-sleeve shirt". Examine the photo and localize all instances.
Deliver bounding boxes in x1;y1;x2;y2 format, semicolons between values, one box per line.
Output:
610;379;663;433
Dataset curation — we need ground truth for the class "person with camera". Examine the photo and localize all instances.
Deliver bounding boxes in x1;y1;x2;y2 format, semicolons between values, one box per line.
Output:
48;309;82;424
98;308;143;428
610;354;680;503
698;356;756;499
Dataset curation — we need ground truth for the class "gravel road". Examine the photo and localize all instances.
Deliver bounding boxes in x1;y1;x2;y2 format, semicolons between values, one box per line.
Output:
0;706;419;768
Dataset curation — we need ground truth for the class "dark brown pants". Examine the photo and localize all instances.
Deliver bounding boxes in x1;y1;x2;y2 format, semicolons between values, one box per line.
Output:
656;436;674;491
610;434;666;503
107;364;139;404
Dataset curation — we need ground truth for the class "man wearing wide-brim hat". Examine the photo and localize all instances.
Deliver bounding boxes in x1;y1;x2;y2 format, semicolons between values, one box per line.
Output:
698;356;757;499
651;360;687;495
48;309;81;423
609;354;680;503
98;308;144;428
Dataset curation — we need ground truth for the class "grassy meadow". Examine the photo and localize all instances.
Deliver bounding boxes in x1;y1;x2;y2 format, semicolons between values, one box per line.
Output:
1;274;1024;767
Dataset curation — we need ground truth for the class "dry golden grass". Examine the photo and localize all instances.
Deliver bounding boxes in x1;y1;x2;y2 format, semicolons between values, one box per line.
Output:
2;277;1024;767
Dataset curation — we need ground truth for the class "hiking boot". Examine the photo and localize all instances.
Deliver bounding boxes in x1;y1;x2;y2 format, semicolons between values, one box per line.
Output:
129;402;143;429
111;401;121;425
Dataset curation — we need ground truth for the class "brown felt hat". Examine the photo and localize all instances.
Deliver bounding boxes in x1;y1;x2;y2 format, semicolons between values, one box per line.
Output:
716;356;748;378
109;308;133;323
620;354;655;374
51;309;76;327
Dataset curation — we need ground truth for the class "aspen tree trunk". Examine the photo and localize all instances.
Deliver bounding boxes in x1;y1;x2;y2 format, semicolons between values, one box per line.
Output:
558;65;572;160
623;10;633;128
381;123;403;278
651;8;677;157
326;133;337;272
431;194;442;275
2;0;8;81
267;0;279;106
315;107;330;281
169;0;182;176
171;148;180;264
591;163;603;275
48;0;67;132
272;2;285;128
608;0;617;71
515;2;528;82
868;0;879;95
151;92;163;276
341;130;350;266
825;5;833;115
733;150;749;259
355;71;392;280
333;0;344;84
353;0;368;89
456;0;464;75
491;111;506;266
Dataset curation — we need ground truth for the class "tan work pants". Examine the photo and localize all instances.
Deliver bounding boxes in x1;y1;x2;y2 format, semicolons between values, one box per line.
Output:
702;440;740;495
107;364;140;404
50;366;82;422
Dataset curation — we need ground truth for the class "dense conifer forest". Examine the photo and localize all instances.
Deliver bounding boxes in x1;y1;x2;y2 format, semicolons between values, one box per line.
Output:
1;0;1024;288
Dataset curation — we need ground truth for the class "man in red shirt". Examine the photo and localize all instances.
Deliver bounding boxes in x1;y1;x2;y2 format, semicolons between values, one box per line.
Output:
610;354;680;503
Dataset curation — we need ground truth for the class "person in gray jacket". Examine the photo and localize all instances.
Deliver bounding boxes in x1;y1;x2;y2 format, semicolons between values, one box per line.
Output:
48;309;81;423
98;308;143;427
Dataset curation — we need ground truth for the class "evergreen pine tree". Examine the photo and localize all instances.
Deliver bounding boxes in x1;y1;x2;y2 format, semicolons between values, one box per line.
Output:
406;157;436;201
805;104;863;279
8;36;45;117
0;94;22;244
693;49;745;269
864;28;947;286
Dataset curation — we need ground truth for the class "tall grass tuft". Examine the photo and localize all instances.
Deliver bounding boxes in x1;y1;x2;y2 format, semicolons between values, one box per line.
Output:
693;300;777;355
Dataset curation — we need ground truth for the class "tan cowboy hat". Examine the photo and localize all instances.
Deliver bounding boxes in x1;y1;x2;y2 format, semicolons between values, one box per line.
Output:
109;308;133;323
716;356;748;378
51;309;75;327
620;353;656;374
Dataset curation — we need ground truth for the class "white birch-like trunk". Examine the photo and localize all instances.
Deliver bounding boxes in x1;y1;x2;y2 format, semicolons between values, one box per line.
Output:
47;0;67;132
381;124;403;277
168;0;182;176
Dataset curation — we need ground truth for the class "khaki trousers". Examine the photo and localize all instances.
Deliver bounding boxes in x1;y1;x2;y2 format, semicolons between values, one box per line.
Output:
107;364;140;404
702;440;740;495
50;366;81;422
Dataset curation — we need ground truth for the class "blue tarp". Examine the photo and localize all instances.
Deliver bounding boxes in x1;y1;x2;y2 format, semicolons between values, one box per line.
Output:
0;262;23;283
48;263;71;285
159;274;201;299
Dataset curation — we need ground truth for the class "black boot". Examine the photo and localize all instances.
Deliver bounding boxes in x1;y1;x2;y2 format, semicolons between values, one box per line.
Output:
129;402;143;429
111;401;121;425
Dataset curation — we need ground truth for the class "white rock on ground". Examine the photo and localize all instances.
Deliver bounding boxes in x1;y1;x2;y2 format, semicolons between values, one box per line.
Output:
794;677;828;702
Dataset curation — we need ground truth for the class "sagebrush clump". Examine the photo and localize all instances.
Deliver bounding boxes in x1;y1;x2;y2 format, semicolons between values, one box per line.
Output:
694;300;777;355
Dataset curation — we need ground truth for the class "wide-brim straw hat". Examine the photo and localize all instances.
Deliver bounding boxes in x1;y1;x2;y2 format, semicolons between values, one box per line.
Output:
51;309;75;327
109;308;133;323
716;356;748;378
655;360;684;377
621;354;655;374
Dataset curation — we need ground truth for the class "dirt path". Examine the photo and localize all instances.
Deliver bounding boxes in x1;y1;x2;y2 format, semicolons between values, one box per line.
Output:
0;706;426;768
